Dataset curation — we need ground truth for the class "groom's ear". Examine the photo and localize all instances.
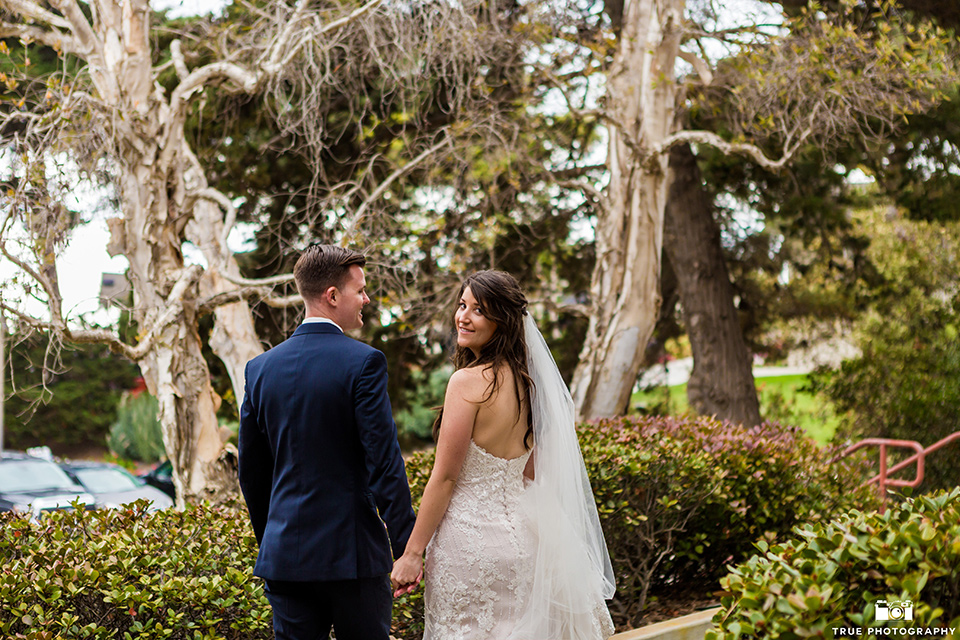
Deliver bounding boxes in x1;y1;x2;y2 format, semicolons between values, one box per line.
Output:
323;285;339;305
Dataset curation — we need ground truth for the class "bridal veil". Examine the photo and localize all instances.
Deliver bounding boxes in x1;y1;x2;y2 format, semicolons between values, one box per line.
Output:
508;314;616;640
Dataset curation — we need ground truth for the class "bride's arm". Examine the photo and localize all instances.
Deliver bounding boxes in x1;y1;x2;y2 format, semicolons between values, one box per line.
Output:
391;368;481;589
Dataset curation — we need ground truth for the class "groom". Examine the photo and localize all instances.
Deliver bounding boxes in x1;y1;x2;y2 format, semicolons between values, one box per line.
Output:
238;244;416;640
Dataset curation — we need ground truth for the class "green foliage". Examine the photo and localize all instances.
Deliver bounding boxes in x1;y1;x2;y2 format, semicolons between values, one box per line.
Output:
702;0;956;147
632;375;841;444
3;335;139;451
707;488;960;640
585;416;878;627
107;393;166;463
393;416;877;633
394;366;451;442
869;89;960;224
809;207;960;491
0;500;271;639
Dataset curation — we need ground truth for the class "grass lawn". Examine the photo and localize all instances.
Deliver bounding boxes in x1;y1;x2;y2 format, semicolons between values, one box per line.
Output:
631;373;841;444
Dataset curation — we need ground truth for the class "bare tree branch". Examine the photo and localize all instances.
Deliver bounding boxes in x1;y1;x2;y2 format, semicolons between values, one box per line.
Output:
550;164;607;181
47;0;101;56
261;0;311;73
678;50;713;86
528;297;589;318
170;39;190;81
260;294;303;309
0;301;55;333
653;127;812;170
170;61;259;110
558;179;608;216
0;265;203;361
220;272;297;288
541;68;606;122
343;132;454;241
0;23;79;53
1;0;71;30
197;287;262;314
0;240;61;322
316;0;385;37
197;288;304;314
683;22;784;44
187;187;237;255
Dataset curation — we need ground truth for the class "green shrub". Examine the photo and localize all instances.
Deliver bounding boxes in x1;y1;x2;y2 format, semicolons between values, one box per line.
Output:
394;367;451;443
392;415;878;634
0;414;877;638
707;488;960;640
391;448;434;640
0;500;271;639
108;392;165;463
584;416;878;629
810;294;960;492
808;211;960;493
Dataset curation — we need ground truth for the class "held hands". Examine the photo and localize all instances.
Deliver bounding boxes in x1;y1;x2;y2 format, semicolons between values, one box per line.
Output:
391;552;424;597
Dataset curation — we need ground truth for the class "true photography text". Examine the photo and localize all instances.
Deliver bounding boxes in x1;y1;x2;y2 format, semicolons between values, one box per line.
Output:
833;628;957;637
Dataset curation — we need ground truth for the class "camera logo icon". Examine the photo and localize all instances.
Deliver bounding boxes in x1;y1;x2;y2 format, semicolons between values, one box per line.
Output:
876;600;914;621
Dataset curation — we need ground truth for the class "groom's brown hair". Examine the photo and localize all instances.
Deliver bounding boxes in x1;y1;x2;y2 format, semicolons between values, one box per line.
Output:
294;244;366;302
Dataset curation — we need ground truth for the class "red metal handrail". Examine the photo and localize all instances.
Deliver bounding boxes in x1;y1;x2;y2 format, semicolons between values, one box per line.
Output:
839;438;924;513
837;432;960;513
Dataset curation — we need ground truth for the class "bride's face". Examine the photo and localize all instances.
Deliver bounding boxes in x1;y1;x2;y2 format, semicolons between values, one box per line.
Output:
456;286;498;356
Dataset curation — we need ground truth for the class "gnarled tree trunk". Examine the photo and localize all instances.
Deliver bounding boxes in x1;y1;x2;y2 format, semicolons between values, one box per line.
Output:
571;0;685;420
2;0;269;504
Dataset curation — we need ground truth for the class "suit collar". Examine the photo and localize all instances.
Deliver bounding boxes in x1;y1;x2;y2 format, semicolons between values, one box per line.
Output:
293;323;344;337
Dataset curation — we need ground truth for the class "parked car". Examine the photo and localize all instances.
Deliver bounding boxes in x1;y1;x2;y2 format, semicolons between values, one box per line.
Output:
60;460;174;511
0;451;96;519
138;459;175;500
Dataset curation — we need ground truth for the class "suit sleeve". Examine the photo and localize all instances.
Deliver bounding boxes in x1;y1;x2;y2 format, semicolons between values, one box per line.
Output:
354;350;417;558
238;361;274;546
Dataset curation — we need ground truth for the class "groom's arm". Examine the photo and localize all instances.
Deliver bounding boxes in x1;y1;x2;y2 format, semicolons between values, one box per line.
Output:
238;361;273;546
354;350;416;558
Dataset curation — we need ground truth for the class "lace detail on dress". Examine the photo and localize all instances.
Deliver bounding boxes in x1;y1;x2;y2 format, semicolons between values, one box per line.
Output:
424;441;615;640
424;440;534;640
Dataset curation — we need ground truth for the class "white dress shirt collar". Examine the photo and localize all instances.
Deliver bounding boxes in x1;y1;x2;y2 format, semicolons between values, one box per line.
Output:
302;316;343;332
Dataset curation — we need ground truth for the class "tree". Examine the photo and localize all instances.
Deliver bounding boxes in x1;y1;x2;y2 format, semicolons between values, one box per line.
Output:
668;0;960;428
567;0;957;419
664;144;761;426
0;0;507;503
808;202;960;491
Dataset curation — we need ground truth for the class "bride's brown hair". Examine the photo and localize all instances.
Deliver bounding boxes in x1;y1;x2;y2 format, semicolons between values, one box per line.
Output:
432;270;535;449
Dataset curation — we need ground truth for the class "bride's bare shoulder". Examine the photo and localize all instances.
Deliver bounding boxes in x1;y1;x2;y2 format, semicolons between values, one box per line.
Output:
446;366;488;402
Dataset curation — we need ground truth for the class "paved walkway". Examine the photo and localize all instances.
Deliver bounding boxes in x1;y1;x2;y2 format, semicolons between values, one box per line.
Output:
638;357;812;389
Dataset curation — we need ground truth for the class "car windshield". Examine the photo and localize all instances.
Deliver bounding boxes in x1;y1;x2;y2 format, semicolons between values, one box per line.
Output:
0;460;78;493
73;468;142;493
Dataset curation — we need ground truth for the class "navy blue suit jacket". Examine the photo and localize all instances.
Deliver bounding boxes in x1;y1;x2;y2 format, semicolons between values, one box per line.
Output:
238;322;416;582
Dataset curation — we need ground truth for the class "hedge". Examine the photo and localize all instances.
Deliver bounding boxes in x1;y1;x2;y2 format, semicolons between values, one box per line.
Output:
707;488;960;640
1;415;877;638
394;415;879;635
0;501;271;639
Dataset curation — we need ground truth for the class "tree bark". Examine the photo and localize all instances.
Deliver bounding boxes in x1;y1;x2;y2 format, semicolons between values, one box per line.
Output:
49;0;258;504
182;151;265;409
663;144;761;426
571;0;685;420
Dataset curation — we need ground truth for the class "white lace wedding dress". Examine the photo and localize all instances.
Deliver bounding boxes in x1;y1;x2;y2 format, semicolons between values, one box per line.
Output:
423;439;614;640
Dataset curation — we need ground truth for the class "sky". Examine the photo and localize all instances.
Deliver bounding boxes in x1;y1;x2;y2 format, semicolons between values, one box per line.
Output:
152;0;227;18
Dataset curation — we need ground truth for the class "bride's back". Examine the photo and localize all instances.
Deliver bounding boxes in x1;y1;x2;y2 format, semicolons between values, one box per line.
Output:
470;364;530;460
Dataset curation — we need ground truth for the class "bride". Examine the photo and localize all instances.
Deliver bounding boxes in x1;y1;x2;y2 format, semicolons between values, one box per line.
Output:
391;270;616;640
